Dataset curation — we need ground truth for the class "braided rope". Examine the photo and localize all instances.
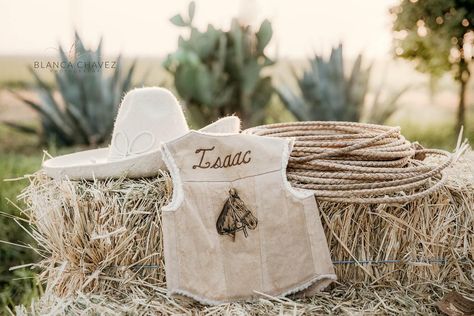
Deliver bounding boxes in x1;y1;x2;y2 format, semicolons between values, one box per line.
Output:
244;121;453;204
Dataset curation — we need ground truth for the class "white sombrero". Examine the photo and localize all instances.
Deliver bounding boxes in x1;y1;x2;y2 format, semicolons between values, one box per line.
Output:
42;87;240;180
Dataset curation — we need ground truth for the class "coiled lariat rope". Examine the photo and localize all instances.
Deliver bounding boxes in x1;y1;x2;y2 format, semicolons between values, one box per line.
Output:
245;121;454;204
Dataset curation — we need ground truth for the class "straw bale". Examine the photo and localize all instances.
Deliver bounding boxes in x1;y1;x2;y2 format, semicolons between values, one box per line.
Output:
16;151;474;315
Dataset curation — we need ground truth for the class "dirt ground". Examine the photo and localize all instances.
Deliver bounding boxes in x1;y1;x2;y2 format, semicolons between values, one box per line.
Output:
0;89;38;123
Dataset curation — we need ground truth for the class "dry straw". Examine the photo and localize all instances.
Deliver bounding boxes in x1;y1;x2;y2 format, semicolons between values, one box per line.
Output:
14;148;474;315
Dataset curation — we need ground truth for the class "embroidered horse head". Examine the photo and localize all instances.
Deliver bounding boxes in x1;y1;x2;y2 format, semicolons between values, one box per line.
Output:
216;188;258;241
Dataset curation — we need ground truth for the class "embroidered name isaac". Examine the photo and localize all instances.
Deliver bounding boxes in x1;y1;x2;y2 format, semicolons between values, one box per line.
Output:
192;146;252;169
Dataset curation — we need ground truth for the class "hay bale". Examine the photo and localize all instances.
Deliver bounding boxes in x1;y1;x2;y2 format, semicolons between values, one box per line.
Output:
19;151;474;314
320;151;474;285
22;172;172;298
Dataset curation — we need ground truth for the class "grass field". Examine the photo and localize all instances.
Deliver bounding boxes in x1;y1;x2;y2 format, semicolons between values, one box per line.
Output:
0;154;42;311
0;126;42;312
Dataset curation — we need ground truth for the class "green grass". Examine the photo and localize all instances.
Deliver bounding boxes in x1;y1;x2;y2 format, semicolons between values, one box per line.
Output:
399;118;474;151
0;125;43;312
0;123;93;312
0;153;43;312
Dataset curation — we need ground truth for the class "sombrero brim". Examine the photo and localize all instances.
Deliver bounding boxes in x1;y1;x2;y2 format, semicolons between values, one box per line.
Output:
42;115;241;180
42;147;165;180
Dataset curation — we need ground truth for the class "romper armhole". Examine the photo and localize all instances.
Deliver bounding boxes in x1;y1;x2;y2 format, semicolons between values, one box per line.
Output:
161;143;184;212
281;138;314;200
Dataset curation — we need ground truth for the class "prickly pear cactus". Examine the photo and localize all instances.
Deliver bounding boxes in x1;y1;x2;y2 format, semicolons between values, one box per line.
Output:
164;1;274;128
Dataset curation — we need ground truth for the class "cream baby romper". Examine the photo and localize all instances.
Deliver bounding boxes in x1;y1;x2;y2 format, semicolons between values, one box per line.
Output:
161;131;336;304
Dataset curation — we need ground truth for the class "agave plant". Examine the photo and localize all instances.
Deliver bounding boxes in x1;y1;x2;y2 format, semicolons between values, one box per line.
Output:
278;44;370;122
8;33;136;146
362;84;409;124
279;44;406;123
163;1;274;128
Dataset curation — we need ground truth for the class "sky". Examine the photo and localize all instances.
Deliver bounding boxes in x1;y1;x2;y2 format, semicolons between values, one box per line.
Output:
0;0;399;59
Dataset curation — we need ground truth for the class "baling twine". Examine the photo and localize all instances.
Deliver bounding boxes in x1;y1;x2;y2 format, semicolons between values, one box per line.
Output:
245;121;454;204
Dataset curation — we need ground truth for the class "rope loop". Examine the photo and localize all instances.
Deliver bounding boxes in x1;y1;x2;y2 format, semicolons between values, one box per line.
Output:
245;122;453;204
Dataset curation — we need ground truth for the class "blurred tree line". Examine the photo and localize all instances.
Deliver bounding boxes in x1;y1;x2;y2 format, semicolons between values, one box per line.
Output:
391;0;474;131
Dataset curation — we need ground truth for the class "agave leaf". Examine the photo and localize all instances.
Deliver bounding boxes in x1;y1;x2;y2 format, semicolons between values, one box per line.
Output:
54;71;82;113
11;89;74;141
16;32;138;146
28;66;53;92
284;44;375;122
74;32;88;60
348;54;363;85
369;85;383;122
111;55;122;92
58;46;77;86
2;121;37;134
333;44;344;76
277;85;307;121
137;64;150;87
109;54;123;113
9;89;48;117
64;101;94;143
97;37;103;63
367;86;408;124
37;89;76;137
40;115;73;146
81;54;115;138
24;71;75;134
28;67;71;121
122;61;136;93
349;57;371;121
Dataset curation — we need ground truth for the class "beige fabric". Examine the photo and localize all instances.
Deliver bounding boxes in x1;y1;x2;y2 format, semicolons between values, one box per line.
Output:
107;87;188;161
200;116;241;134
161;131;336;305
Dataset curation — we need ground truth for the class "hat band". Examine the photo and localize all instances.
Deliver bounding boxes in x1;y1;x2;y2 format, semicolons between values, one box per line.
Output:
110;131;156;160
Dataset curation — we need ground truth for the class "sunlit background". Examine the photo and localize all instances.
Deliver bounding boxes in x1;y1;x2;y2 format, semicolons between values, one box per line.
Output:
1;0;395;58
1;0;471;130
0;0;473;310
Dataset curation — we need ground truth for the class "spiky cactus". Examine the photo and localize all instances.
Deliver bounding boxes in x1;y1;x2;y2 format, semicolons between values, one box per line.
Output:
279;45;406;123
9;33;136;146
362;84;409;124
163;1;274;128
278;44;371;122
